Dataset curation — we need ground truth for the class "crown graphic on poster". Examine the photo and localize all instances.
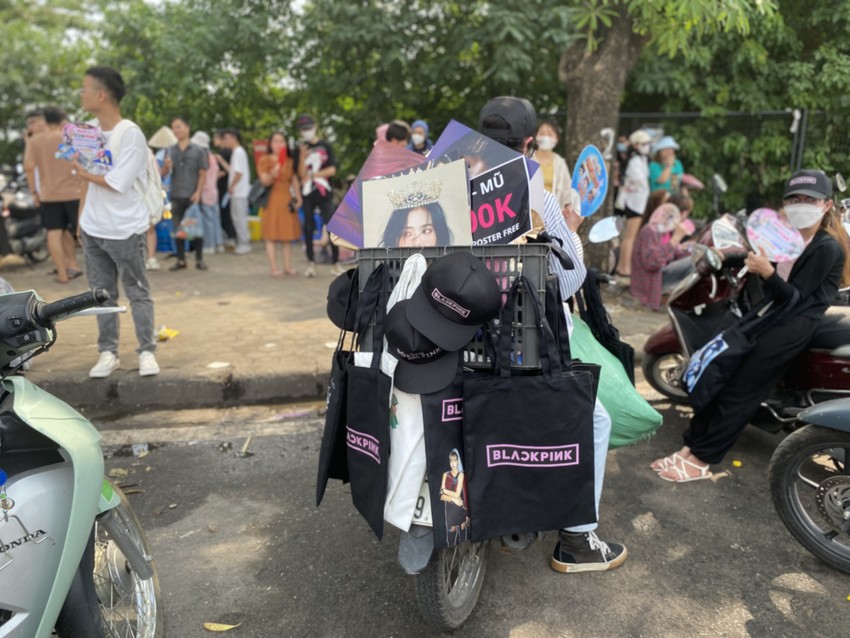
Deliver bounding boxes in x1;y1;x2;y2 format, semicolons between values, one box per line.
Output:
387;179;442;210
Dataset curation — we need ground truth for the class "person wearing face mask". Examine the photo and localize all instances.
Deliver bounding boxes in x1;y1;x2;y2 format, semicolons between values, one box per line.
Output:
613;130;653;277
653;169;850;483
293;114;340;277
407;119;433;156
533;119;580;214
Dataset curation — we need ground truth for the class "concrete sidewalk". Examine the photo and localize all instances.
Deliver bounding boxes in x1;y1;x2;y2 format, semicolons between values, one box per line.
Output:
0;243;667;415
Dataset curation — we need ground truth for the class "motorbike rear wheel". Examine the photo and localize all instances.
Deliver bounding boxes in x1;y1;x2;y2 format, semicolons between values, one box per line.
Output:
642;352;689;402
768;424;850;574
93;490;165;637
414;540;489;632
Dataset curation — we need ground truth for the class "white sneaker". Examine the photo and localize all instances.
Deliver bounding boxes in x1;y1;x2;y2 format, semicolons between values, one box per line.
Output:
145;257;160;271
329;263;346;276
89;351;119;378
304;263;317;278
139;351;160;377
203;247;215;255
215;245;226;254
234;245;252;255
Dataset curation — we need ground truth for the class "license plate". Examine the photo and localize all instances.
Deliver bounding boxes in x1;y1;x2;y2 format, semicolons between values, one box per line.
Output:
410;480;433;527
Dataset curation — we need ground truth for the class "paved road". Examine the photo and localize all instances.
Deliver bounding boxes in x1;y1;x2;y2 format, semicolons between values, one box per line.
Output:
98;376;849;638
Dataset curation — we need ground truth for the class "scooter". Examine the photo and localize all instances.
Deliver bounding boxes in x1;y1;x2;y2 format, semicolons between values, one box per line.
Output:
768;398;850;574
642;215;850;431
0;288;163;637
0;167;49;264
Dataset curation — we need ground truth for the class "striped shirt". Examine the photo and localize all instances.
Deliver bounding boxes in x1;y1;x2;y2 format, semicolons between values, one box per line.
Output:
542;190;587;300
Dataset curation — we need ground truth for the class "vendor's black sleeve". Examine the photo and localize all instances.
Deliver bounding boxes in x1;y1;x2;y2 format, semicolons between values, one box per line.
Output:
763;235;843;302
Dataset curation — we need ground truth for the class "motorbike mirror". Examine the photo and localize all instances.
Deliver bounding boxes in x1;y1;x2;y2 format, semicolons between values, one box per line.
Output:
836;173;847;194
588;215;623;243
0;175;6;190
712;174;728;194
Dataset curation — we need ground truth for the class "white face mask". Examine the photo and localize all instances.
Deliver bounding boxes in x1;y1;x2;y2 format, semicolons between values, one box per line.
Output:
411;133;425;146
300;128;317;142
785;202;825;229
536;135;556;152
637;143;651;156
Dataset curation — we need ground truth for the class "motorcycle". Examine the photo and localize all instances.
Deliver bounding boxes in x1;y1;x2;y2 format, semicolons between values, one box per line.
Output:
0;165;49;264
768;398;850;574
0;288;163;637
642;214;850;431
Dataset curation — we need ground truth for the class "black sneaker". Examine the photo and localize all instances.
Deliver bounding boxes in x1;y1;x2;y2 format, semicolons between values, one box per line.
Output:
196;261;208;271
169;261;187;271
550;530;627;573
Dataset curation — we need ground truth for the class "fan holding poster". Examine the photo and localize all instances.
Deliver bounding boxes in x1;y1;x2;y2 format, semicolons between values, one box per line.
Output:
361;159;472;248
55;122;113;175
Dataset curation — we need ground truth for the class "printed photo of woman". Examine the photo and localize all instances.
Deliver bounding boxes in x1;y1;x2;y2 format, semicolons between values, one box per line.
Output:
440;448;470;546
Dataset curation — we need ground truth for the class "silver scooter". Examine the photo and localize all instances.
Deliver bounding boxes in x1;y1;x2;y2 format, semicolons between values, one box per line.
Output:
0;288;163;637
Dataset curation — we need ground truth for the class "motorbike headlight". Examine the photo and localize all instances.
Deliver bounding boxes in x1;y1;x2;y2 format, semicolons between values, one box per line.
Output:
705;249;723;271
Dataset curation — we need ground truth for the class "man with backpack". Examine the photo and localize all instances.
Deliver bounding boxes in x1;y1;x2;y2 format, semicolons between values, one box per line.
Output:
72;65;160;378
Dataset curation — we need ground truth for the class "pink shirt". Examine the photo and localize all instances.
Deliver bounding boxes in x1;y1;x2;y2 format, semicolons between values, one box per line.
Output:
201;152;219;205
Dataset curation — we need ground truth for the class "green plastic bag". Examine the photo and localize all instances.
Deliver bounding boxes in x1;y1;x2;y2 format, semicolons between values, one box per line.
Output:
570;315;662;448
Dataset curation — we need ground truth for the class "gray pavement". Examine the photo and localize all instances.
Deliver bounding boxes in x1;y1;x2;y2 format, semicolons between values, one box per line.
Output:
0;242;668;414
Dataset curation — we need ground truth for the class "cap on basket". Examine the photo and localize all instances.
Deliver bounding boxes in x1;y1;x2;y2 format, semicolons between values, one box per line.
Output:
386;300;459;394
407;251;501;351
326;268;359;332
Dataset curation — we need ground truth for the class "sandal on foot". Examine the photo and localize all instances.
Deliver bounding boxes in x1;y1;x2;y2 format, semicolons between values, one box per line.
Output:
270;270;284;278
658;453;713;483
650;454;677;473
66;268;83;279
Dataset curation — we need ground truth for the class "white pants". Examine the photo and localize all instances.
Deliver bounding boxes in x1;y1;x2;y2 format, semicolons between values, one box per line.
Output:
229;196;250;249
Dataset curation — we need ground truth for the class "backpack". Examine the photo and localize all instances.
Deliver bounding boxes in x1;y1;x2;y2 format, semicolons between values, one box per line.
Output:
108;120;165;225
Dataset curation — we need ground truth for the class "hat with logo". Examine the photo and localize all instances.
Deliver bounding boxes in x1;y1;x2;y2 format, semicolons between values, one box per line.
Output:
296;114;316;130
478;97;537;144
784;169;833;200
326;268;359;332
407;251;502;351
386;300;459;394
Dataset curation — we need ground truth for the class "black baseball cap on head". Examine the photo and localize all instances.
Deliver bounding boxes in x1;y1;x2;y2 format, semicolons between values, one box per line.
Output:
386;300;459;394
478;97;537;143
296;114;316;130
407;252;502;351
326;268;359;332
784;169;833;200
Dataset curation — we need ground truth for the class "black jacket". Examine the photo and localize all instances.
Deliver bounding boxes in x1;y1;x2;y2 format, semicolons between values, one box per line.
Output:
763;229;844;319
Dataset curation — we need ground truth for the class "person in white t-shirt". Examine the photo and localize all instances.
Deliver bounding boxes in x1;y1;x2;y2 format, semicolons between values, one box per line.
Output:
221;128;251;254
71;66;159;379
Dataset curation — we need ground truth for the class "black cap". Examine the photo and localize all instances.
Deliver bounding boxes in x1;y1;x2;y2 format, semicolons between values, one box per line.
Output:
407;252;502;351
784;169;833;200
296;114;316;129
326;268;358;331
478;97;537;143
386;300;459;394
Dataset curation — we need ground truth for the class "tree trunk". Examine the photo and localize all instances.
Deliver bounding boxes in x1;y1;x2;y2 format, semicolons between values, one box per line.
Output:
559;6;646;269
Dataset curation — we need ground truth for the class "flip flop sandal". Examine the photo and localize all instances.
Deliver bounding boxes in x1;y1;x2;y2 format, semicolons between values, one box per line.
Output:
66;269;83;279
657;453;713;483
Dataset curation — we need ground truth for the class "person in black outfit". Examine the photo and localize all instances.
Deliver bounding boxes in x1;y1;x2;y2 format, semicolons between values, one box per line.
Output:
653;169;850;482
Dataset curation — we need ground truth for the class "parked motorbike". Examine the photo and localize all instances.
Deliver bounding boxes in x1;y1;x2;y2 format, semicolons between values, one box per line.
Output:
643;214;850;431
0;165;49;264
0;288;163;637
768;398;850;574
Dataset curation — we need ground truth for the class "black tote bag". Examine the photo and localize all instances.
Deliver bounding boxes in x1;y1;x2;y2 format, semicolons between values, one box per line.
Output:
421;364;470;549
316;264;386;507
463;277;597;542
345;265;392;539
683;290;799;413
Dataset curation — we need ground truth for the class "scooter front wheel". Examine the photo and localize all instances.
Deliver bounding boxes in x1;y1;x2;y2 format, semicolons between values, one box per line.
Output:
93;489;165;638
642;352;689;402
415;540;489;632
769;424;850;574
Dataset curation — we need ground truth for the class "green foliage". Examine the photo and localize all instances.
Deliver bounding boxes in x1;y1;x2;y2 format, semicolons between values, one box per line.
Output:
624;0;850;214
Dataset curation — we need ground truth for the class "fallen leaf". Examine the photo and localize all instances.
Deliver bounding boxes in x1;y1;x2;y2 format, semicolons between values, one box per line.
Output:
203;621;241;631
108;468;129;478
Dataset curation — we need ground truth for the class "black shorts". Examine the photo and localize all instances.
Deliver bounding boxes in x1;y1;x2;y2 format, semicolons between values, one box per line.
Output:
40;200;80;232
621;205;643;219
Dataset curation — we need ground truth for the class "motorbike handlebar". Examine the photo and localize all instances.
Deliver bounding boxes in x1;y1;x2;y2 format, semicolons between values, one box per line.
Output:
34;288;110;326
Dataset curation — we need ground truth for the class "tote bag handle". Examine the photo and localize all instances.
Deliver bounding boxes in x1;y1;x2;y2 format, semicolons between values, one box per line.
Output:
353;263;389;368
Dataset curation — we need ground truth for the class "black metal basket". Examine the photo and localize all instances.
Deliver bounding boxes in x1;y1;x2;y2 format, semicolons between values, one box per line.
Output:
356;244;550;369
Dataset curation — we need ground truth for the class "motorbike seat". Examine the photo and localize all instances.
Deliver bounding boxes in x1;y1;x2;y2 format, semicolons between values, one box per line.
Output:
810;312;850;350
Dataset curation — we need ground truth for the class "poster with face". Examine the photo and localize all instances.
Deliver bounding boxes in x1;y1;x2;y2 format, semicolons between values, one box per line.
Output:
361;159;472;248
571;145;609;217
746;208;804;262
58;122;113;175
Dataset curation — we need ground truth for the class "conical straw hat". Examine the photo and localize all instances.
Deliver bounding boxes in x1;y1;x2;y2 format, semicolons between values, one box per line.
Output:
148;126;178;149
